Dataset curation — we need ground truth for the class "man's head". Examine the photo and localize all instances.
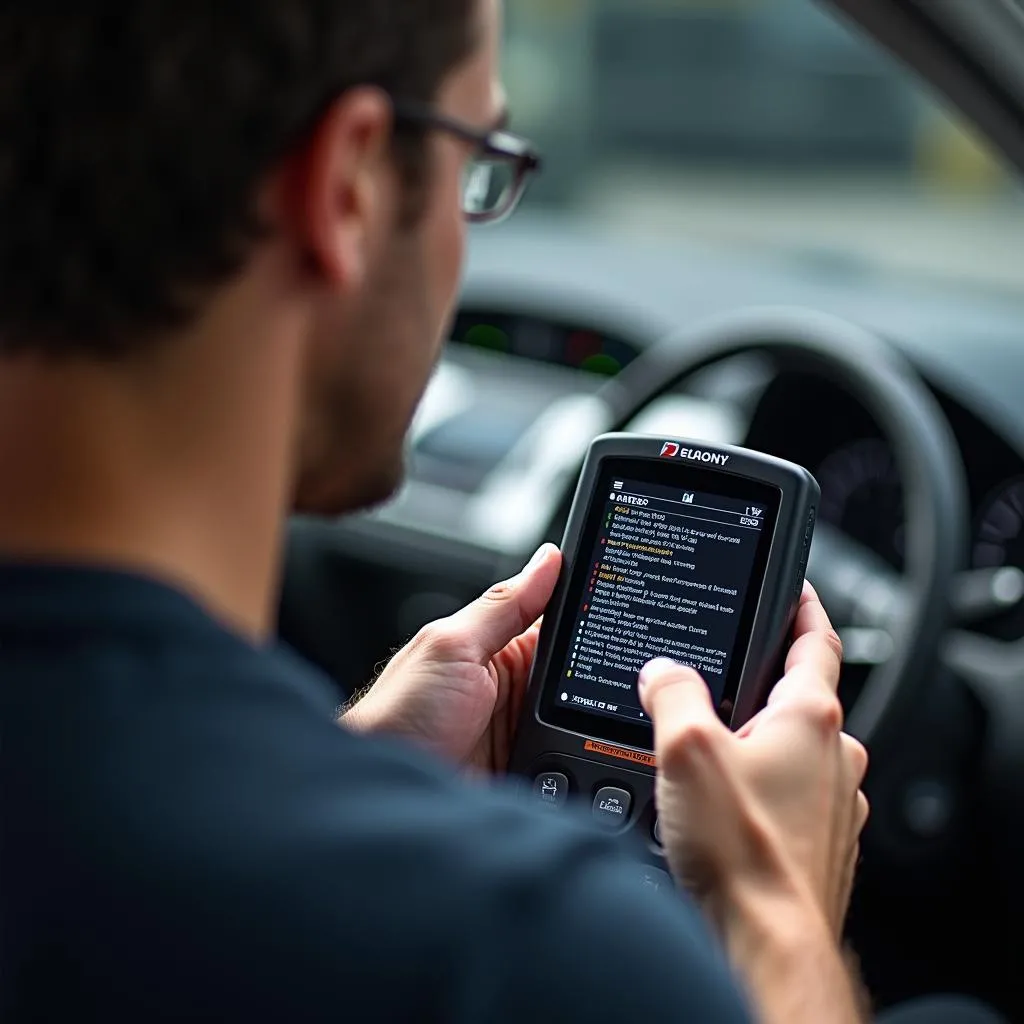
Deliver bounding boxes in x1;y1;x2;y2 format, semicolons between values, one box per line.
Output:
0;0;519;515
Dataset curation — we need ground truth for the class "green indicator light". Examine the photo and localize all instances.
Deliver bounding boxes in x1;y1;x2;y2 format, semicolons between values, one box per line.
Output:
464;323;509;351
581;353;622;376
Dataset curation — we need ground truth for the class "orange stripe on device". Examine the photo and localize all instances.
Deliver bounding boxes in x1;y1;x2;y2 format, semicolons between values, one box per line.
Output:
583;740;657;768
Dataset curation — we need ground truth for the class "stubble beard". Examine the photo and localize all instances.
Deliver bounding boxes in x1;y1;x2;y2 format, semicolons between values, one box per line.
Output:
291;232;441;519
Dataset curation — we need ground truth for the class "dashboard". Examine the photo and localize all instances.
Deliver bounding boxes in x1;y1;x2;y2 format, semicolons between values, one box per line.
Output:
408;312;640;495
451;309;642;377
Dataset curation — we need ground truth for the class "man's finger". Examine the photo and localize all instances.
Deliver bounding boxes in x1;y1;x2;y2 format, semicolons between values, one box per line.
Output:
639;661;754;886
639;659;715;718
638;659;726;770
787;584;843;669
841;732;869;788
766;584;843;705
440;544;562;663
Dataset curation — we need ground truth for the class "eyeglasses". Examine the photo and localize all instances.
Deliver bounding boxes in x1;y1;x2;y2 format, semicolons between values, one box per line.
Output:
392;100;542;225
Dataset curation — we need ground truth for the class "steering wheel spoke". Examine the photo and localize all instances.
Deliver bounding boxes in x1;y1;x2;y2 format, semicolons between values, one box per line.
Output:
808;522;903;630
805;524;902;667
837;627;897;667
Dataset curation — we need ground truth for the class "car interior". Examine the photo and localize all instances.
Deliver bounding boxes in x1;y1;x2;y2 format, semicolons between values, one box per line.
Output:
278;1;1024;1018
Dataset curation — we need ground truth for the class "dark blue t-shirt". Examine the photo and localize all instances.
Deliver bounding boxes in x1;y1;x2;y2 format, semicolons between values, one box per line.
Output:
1;565;752;1022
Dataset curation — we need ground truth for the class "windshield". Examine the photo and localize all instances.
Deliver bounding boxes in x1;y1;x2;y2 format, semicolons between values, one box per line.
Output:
503;0;1022;291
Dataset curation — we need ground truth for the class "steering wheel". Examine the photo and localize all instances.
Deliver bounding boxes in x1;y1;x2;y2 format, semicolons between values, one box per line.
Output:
558;307;970;752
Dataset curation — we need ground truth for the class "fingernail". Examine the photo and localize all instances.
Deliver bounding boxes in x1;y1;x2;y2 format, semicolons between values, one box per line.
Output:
526;543;556;571
638;657;681;694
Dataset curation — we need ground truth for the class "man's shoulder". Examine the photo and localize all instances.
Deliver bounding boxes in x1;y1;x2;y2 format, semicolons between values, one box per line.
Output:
123;730;751;1023
6;590;751;1022
115;709;752;1023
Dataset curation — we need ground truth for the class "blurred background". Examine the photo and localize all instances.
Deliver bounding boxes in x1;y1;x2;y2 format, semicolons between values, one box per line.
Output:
496;0;1022;293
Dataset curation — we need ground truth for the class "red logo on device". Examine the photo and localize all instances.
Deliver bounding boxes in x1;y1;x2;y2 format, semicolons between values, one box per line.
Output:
660;442;680;458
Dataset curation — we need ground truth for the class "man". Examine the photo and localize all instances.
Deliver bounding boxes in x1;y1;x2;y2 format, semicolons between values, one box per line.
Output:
0;2;871;1021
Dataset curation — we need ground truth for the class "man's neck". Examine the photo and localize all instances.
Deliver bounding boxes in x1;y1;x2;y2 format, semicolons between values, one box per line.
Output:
0;298;303;640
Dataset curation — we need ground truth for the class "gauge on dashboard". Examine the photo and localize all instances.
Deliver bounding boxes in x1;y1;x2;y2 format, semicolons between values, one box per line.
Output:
816;438;905;572
971;476;1024;639
450;311;640;376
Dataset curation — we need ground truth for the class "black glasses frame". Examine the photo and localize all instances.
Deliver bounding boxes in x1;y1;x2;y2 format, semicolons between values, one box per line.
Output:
391;100;542;224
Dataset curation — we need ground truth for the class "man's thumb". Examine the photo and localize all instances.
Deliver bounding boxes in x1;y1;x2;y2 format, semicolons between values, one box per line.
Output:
446;544;562;662
638;658;718;727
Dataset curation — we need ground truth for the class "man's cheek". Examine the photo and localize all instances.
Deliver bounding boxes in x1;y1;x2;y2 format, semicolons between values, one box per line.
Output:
438;217;466;325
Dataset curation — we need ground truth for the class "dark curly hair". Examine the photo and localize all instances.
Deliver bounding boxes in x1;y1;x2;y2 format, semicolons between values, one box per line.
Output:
0;1;477;358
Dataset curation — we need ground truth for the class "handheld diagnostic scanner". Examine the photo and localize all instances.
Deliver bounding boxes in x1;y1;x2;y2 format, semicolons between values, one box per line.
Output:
509;433;820;878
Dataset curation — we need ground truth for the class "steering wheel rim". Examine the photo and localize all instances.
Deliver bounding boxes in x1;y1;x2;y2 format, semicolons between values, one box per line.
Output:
585;306;970;751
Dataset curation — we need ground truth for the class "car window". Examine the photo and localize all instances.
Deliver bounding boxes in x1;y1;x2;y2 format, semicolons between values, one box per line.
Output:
502;0;1023;290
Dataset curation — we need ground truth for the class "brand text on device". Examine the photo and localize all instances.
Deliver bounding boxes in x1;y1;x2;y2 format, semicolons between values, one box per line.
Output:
661;441;731;467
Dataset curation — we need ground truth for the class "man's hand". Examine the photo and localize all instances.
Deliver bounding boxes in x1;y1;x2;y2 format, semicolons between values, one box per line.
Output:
342;544;562;773
639;583;869;1024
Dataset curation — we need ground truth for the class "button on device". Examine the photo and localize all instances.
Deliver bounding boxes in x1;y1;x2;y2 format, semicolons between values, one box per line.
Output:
794;509;817;598
533;771;569;808
652;817;662;846
804;506;817;538
592;786;632;828
802;509;816;563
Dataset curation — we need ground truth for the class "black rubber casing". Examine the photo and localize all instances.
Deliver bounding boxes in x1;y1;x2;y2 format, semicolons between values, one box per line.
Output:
509;433;820;869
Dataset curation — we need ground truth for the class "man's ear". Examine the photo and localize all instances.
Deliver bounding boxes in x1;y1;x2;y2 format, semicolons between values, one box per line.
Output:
281;86;396;293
